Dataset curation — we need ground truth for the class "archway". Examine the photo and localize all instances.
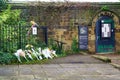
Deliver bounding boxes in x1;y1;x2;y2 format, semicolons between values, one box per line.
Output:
95;15;115;53
89;10;120;53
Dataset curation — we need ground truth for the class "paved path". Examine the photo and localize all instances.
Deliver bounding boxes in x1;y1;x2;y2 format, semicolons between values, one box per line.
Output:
0;55;120;80
48;55;104;64
95;54;120;65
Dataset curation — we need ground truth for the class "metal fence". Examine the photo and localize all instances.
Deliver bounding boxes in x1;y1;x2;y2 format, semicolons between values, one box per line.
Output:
0;24;48;53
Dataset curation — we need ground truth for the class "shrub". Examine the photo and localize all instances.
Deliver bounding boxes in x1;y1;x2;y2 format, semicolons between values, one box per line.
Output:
71;37;80;53
0;51;16;65
0;5;28;53
0;0;7;11
48;38;57;50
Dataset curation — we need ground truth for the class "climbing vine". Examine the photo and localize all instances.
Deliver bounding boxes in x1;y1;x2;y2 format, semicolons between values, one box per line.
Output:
0;0;7;11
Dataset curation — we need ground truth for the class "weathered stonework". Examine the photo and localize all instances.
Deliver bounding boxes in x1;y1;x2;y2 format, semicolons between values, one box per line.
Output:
13;2;120;53
89;10;120;53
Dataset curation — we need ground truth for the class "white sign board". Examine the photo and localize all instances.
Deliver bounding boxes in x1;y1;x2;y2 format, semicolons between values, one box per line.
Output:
32;27;37;35
102;24;111;38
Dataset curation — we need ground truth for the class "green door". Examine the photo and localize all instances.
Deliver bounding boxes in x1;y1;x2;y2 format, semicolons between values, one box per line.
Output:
95;16;115;53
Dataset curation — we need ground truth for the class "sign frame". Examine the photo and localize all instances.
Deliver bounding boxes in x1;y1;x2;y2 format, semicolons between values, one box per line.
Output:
78;26;88;50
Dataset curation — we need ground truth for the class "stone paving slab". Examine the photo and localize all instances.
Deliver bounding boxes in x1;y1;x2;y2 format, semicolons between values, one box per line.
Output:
0;55;120;80
48;55;104;64
95;54;120;65
0;64;119;80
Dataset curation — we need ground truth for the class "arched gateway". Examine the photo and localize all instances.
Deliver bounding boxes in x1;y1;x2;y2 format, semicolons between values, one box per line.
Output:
95;15;115;53
89;10;120;53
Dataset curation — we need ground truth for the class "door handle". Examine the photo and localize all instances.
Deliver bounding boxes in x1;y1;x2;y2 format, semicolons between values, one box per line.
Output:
111;29;114;32
97;36;99;40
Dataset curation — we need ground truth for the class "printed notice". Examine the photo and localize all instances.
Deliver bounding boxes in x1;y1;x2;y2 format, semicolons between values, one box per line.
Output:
79;26;88;50
32;27;37;35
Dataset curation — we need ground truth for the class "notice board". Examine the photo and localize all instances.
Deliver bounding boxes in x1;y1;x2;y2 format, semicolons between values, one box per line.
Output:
78;26;88;50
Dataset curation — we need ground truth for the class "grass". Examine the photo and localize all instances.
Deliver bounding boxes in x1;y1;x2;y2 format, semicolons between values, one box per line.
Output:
20;59;50;65
10;58;51;65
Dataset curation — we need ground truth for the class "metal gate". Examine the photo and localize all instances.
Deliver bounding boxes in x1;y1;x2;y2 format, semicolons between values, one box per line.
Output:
0;24;48;53
95;16;115;53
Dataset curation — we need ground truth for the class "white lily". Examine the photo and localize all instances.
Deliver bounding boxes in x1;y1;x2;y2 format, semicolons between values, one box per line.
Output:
14;49;28;63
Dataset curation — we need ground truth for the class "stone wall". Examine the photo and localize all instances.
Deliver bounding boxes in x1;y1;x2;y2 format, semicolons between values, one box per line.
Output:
12;2;120;53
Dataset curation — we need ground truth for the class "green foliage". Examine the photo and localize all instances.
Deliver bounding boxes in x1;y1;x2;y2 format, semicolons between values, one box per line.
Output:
0;0;7;11
57;50;67;57
27;35;47;49
48;38;66;54
0;5;27;52
117;51;120;54
0;5;28;53
70;19;75;29
101;5;109;11
48;38;57;50
0;5;24;25
0;51;16;64
71;37;80;53
37;40;47;48
0;24;30;53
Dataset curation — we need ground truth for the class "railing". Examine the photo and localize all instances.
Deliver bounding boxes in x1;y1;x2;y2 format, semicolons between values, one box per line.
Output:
0;24;48;53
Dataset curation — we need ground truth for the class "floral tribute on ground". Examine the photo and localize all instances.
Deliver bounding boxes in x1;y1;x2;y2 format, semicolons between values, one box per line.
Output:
14;44;57;63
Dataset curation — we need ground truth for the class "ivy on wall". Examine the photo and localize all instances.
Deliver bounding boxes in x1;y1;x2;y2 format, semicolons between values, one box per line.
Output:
101;5;109;11
0;5;27;25
0;5;28;53
0;0;7;11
